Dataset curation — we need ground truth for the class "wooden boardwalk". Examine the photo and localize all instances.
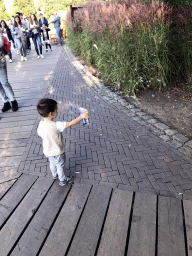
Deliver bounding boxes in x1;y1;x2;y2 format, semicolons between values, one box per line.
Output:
0;174;192;256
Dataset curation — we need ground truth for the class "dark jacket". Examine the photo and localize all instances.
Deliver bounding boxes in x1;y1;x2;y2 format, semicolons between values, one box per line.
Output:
40;28;50;41
39;17;48;28
0;26;14;43
5;27;14;43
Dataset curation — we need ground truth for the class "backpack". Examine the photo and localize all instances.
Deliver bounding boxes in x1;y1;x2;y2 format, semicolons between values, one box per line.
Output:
3;36;11;55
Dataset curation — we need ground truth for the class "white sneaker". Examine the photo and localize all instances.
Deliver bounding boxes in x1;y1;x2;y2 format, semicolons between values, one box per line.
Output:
21;56;24;61
24;57;27;61
17;50;19;55
40;54;44;59
9;59;12;63
37;55;40;59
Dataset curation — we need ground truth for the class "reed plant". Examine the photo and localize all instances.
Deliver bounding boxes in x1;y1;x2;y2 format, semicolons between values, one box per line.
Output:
65;0;192;94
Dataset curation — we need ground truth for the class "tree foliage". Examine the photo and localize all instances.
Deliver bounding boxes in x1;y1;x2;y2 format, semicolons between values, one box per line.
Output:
35;0;90;18
11;0;36;18
0;0;10;20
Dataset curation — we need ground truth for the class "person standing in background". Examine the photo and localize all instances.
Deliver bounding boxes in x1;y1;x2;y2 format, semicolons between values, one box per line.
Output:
0;20;14;63
41;24;52;52
49;12;62;46
12;15;28;61
20;13;31;54
0;28;18;112
29;14;44;59
39;13;48;28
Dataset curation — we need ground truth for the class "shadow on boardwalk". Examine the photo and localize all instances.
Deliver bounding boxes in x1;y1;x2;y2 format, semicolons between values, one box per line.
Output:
1;44;192;255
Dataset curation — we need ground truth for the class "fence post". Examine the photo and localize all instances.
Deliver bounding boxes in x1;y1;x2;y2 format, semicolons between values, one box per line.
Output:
70;5;74;20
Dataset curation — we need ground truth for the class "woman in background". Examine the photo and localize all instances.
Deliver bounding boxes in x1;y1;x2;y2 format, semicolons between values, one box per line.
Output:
29;14;44;59
0;28;18;112
0;20;14;63
12;15;28;61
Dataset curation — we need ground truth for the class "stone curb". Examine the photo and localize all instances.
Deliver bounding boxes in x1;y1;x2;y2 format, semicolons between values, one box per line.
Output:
64;44;192;159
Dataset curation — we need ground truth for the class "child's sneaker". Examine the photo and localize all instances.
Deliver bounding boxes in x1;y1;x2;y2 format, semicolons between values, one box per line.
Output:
46;49;48;52
65;176;73;184
50;49;52;52
59;180;67;186
52;174;58;180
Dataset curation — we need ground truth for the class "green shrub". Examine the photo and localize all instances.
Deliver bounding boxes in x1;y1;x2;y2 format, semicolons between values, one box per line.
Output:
66;1;192;94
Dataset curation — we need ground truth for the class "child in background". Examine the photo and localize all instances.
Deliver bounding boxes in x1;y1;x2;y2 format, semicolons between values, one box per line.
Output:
41;24;52;52
37;98;89;186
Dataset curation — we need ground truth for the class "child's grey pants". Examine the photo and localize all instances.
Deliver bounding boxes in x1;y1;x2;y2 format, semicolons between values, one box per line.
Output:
48;152;66;181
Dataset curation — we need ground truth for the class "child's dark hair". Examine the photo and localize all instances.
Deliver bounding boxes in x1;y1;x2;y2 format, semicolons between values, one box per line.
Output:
37;98;57;117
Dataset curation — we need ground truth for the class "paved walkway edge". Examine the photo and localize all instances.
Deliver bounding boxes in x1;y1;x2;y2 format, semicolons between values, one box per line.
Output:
64;44;192;159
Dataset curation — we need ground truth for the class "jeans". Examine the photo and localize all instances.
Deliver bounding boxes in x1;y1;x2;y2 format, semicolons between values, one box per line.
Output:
26;37;31;51
0;56;15;103
55;27;62;45
48;152;66;181
8;50;12;60
15;37;26;57
45;43;51;49
32;33;42;55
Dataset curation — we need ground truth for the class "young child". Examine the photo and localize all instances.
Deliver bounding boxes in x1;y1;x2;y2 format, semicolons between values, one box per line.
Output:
41;24;52;52
37;98;89;186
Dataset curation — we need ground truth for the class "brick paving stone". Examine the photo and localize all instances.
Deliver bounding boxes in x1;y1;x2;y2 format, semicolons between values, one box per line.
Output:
152;129;164;136
137;182;146;189
154;123;169;131
173;133;189;143
120;174;130;185
159;135;171;142
108;176;116;183
186;140;192;148
164;129;177;136
148;119;158;124
167;140;182;149
179;146;192;157
113;175;122;184
13;47;192;201
156;178;169;191
142;178;153;189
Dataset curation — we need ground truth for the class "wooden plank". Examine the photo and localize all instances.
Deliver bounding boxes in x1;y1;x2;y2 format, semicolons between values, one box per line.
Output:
97;189;133;256
0;174;38;229
0;180;16;200
158;196;185;256
11;181;71;256
183;199;192;256
0;177;53;256
0;169;21;184
67;185;112;256
0;156;23;168
39;183;92;256
127;192;157;256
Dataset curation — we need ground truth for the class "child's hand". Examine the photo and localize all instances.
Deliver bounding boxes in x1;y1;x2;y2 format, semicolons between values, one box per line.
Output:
81;110;89;119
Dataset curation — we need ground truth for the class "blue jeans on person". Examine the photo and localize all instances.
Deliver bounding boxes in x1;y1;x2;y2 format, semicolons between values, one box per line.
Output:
48;152;66;181
12;34;18;50
8;50;12;60
0;56;15;103
32;33;42;56
55;27;62;45
15;37;27;57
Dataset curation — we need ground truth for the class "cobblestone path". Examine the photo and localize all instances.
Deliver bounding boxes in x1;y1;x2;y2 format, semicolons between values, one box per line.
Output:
18;48;192;200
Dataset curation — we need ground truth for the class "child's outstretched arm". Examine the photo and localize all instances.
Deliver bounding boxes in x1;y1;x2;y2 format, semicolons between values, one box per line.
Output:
66;111;89;128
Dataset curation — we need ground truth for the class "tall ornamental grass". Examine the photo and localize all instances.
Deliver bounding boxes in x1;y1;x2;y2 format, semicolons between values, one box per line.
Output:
65;1;192;93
